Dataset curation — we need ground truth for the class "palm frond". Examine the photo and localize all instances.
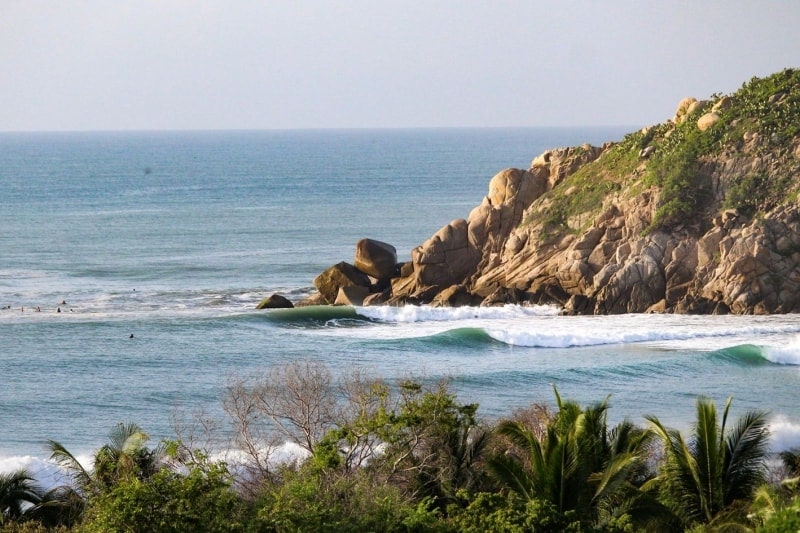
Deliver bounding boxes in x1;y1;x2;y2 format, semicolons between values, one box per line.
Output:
723;408;769;503
590;452;640;503
486;454;536;500
46;439;92;491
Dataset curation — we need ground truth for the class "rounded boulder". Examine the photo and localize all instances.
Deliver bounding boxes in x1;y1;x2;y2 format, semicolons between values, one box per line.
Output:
354;238;398;280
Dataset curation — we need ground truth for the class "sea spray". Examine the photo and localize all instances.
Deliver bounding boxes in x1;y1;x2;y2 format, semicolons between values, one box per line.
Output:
763;335;800;365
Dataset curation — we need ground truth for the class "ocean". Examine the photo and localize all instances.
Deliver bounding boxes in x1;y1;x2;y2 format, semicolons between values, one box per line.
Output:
2;128;799;485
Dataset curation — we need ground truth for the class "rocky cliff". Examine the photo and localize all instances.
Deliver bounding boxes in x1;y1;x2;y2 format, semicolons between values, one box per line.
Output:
310;69;800;314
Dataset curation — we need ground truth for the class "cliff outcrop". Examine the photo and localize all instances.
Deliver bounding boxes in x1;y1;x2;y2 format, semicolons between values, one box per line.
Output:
307;69;800;314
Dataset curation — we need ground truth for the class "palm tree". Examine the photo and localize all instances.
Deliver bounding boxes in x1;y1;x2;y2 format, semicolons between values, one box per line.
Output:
488;388;658;527
47;422;168;496
779;448;800;479
644;396;770;528
0;468;43;524
42;421;170;526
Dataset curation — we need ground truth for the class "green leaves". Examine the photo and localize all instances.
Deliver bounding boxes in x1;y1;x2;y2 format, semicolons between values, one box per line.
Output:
645;396;769;528
488;388;652;528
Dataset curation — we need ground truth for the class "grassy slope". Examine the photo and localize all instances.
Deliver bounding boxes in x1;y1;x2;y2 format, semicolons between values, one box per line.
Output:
524;68;800;239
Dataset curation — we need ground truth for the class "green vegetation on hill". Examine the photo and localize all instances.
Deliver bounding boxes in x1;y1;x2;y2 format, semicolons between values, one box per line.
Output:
526;68;800;237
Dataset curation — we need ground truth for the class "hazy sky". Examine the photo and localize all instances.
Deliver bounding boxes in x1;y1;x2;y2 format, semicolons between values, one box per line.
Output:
2;1;799;131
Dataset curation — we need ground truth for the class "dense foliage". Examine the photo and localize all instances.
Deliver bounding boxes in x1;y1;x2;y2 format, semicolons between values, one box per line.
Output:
524;68;800;236
2;361;798;532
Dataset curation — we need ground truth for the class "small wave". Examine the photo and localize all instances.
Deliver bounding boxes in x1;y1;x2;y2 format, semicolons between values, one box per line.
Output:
412;327;498;348
257;305;374;328
708;344;773;366
0;454;91;492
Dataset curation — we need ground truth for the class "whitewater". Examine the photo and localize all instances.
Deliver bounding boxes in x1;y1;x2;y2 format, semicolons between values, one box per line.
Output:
2;128;799;487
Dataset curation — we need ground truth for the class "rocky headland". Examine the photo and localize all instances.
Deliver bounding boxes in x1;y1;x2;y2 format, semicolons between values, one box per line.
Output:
264;69;800;315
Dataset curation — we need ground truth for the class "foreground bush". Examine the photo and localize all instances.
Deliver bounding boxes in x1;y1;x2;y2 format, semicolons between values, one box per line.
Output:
78;464;245;533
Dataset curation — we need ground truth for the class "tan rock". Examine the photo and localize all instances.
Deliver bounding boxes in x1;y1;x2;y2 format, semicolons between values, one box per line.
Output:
431;285;481;307
354;238;397;280
334;285;370;306
313;262;371;304
674;97;698;123
697;112;720;131
686;99;711;116
712;96;734;113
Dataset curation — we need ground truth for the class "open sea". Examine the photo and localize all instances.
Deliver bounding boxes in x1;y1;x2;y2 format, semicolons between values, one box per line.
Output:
2;128;800;485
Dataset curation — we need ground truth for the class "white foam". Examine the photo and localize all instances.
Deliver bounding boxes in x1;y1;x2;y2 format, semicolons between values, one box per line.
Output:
769;416;800;452
763;335;800;365
314;308;800;350
356;303;559;323
0;454;92;491
484;314;800;349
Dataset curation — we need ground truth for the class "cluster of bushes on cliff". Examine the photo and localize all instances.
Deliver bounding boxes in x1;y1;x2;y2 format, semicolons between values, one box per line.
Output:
2;361;800;532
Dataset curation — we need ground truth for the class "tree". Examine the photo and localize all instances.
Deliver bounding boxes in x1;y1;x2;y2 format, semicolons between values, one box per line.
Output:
47;422;167;496
645;396;770;528
488;387;659;529
223;362;491;507
43;422;170;527
0;469;42;524
779;448;800;479
79;462;246;533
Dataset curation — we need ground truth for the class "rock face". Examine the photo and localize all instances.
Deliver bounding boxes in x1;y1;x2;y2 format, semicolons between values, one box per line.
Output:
310;69;800;314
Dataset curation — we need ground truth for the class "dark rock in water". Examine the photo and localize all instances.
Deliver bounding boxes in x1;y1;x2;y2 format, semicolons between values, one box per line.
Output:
313;261;371;304
354;238;398;280
256;294;294;309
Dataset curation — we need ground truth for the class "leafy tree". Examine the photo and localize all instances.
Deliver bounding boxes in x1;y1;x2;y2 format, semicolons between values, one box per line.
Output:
488;388;660;529
371;380;490;506
444;491;578;532
252;464;439;532
79;462;246;533
645;396;770;529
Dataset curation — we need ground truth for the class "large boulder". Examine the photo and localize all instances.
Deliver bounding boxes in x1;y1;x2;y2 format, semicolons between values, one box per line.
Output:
334;285;371;306
255;293;294;309
673;97;698;123
354;238;398;279
697;112;720;131
313;262;371;304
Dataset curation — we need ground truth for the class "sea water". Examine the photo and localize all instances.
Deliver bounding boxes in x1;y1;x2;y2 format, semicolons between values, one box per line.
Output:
2;128;799;484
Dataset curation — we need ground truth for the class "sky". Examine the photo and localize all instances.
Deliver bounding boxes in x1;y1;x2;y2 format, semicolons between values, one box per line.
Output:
2;1;799;132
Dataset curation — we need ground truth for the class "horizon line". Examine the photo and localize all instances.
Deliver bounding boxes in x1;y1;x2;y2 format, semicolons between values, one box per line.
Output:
0;124;643;135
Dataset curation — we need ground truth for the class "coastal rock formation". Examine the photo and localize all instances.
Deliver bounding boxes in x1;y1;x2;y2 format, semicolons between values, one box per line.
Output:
313;262;371;304
299;239;400;306
308;69;800;314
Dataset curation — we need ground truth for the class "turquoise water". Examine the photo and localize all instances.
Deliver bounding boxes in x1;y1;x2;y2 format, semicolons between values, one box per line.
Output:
2;128;800;480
